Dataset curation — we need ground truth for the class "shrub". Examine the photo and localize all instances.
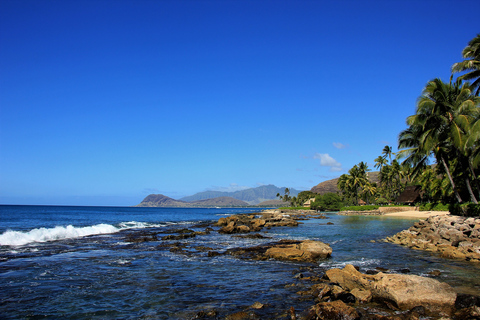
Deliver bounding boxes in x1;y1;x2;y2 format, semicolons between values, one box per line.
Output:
449;203;480;217
419;203;450;211
340;205;379;212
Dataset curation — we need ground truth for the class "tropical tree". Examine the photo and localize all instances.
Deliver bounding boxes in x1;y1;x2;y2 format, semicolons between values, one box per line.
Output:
374;156;388;171
398;78;480;203
452;34;480;95
382;145;395;163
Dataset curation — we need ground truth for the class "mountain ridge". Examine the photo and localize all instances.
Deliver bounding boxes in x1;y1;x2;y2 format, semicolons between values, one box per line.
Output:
136;194;250;207
180;184;302;205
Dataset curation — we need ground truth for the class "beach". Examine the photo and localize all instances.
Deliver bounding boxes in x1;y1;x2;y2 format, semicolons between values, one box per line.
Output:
383;210;450;218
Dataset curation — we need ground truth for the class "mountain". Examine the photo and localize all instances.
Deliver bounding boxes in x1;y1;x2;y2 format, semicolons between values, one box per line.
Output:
310;172;381;194
136;194;250;207
179;184;302;205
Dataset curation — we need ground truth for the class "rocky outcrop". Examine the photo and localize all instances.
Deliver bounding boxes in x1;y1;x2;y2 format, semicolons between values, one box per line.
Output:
325;264;457;313
265;240;332;262
215;211;327;234
223;240;332;263
385;215;480;262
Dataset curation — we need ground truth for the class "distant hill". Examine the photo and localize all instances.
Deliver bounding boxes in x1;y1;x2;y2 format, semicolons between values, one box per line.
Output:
310;172;380;194
180;184;302;205
136;194;250;207
256;199;290;207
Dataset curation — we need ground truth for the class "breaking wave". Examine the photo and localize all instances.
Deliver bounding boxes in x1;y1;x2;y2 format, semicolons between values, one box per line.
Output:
0;221;159;246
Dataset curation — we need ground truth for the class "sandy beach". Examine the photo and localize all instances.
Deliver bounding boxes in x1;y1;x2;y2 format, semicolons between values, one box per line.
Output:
383;210;450;218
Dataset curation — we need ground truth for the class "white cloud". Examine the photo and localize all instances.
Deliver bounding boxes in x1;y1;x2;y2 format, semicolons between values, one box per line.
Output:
314;153;343;172
333;142;348;149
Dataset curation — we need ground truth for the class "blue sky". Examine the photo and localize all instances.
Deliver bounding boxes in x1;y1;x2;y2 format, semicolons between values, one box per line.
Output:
1;0;479;206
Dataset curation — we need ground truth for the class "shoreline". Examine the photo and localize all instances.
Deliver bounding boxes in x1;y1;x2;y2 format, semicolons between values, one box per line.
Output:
382;210;450;218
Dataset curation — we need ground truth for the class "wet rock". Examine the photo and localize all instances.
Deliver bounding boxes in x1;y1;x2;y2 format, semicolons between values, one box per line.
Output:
264;240;332;262
350;288;372;303
385;216;480;263
454;305;480;319
312;300;359;320
325;264;457;313
225;310;258;320
455;294;480;309
249;302;265;309
161;233;196;240
124;231;158;242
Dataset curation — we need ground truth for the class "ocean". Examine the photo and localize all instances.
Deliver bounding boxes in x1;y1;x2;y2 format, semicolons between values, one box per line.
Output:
1;205;479;319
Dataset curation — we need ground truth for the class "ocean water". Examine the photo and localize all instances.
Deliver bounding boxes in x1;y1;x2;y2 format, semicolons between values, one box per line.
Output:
1;205;479;319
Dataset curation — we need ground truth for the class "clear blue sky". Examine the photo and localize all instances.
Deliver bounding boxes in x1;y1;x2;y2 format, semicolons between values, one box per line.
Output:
1;0;479;206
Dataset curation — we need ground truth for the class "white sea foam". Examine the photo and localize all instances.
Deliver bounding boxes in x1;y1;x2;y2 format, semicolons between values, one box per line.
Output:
0;220;165;247
318;258;381;269
0;224;119;246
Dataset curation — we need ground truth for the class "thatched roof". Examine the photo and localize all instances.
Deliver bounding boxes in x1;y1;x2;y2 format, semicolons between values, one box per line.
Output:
396;186;422;204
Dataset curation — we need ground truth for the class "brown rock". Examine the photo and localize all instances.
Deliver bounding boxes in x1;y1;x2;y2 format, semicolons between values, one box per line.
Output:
265;240;332;262
313;300;359;320
325;264;456;313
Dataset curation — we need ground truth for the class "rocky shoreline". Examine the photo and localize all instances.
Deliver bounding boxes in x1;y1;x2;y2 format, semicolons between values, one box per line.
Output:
123;209;480;319
385;215;480;263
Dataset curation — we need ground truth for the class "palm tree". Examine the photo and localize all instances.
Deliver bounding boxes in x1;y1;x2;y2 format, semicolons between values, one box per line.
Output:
452;34;480;95
382;145;394;163
374;156;388;171
398;78;480;203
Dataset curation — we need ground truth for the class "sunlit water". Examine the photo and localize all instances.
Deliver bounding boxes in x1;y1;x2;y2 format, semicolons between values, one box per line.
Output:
1;206;479;319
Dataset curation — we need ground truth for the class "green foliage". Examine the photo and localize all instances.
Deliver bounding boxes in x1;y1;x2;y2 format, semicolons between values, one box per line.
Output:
449;203;480;217
278;206;311;210
418;203;450;211
310;193;343;211
340;205;379;212
376;197;389;205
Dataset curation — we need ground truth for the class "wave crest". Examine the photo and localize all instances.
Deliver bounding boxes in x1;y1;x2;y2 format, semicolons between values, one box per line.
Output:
1;224;122;246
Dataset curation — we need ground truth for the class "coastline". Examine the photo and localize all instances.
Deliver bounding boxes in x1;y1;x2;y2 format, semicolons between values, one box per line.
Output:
382;210;450;218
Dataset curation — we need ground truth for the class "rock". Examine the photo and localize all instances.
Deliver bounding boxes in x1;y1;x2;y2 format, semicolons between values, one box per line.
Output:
325;264;457;313
350;288;372;303
225;311;258;320
265;240;332;262
250;302;265;309
312;300;359;320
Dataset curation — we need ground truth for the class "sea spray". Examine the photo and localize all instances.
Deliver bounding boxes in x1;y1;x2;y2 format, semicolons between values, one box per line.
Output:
0;224;119;246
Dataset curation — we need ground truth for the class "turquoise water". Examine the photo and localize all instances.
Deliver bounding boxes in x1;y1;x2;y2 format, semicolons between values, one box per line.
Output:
1;206;479;319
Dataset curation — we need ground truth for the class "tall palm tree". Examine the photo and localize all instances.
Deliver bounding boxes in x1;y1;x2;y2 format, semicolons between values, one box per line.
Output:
374;156;388;171
398;78;480;203
452;34;480;95
382;146;394;163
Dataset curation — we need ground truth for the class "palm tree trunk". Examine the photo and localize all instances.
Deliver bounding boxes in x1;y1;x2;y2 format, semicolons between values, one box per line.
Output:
465;176;478;204
440;156;463;203
468;161;480;198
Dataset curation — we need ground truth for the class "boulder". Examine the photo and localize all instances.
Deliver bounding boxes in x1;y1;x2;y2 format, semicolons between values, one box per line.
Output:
265;240;332;262
312;300;359;320
325;264;457;313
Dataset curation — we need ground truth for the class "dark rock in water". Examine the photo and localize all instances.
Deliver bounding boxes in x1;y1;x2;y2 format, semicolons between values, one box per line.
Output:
326;222;334;225
336;292;356;304
124;231;158;243
311;300;359;320
455;294;480;309
233;233;270;239
428;270;442;277
398;268;410;274
207;251;222;257
161;233;196;240
454;305;480;319
225;310;258;320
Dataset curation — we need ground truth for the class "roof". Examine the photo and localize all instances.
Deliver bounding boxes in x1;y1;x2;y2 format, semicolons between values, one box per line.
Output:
396;185;422;204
